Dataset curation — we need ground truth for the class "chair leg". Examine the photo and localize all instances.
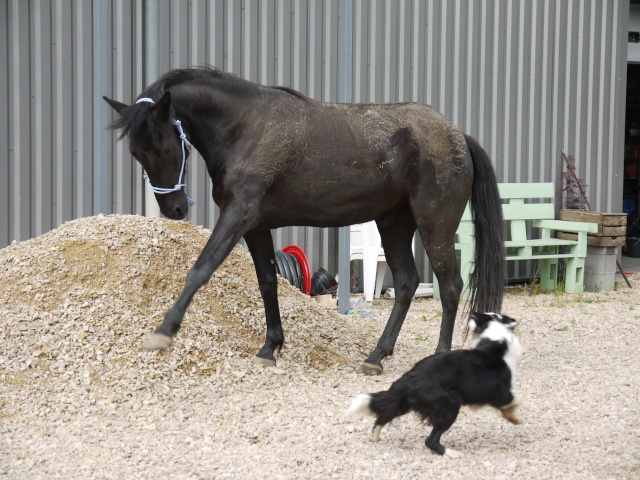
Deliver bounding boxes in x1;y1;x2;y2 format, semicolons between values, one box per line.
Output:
433;276;441;299
459;243;474;301
374;262;387;299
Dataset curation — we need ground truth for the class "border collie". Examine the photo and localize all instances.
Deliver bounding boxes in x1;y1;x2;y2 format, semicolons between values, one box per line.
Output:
347;312;523;457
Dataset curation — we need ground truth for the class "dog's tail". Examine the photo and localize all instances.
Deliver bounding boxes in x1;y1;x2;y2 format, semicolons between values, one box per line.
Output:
347;387;410;419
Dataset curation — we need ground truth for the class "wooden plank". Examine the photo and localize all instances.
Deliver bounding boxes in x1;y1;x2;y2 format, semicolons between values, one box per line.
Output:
558;232;626;247
600;226;627;236
559;210;627;227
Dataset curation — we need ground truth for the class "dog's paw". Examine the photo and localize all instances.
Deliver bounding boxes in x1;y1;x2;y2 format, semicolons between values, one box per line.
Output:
370;425;382;442
444;448;463;459
500;404;522;424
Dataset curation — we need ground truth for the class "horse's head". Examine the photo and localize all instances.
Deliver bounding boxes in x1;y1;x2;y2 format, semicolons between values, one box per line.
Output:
104;91;190;220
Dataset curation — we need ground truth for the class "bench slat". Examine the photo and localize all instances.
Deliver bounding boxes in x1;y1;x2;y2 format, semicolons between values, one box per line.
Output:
498;182;555;199
505;239;578;248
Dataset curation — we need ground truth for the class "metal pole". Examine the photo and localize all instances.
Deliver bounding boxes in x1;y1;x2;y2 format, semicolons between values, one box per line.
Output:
337;0;353;314
144;0;161;217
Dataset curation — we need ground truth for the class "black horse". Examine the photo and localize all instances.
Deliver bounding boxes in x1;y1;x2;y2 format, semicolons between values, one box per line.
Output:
104;67;504;374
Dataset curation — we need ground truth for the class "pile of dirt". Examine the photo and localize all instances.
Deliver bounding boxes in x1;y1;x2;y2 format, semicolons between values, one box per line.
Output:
0;215;375;381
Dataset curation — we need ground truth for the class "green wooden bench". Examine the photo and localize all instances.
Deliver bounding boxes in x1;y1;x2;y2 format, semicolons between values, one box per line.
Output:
433;183;599;299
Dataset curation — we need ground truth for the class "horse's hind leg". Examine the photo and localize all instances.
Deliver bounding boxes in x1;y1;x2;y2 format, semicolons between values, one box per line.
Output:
416;224;463;353
362;211;419;375
244;229;284;366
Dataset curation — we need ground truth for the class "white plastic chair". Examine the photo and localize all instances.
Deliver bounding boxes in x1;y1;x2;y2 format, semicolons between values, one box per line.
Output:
349;221;389;302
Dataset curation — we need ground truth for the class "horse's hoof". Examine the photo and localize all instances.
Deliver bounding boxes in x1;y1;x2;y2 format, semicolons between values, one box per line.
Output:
143;333;173;351
252;356;276;367
360;362;383;376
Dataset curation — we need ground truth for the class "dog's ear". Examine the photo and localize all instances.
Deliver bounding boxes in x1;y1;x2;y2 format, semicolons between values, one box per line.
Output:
468;311;491;332
500;314;518;331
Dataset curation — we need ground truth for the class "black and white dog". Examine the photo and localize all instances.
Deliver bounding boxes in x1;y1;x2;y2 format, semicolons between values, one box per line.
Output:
347;312;523;457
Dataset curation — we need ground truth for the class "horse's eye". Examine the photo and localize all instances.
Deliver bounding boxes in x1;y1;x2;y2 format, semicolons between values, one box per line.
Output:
161;146;172;157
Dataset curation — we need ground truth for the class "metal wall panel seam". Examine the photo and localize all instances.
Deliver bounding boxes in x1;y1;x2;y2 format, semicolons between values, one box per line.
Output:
594;1;606;203
293;0;301;91
398;0;406;101
323;0;331;101
586;0;596;196
502;0;513;182
9;0;20;240
478;0;487;142
561;0;573;171
438;0;447;112
451;0;460;126
276;0;284;85
550;0;561;196
354;0;363;102
608;0;621;212
614;1;630;212
33;0;44;235
92;0;109;215
259;0;268;84
73;0;85;218
424;2;435;105
368;0;376;101
244;0;251;80
188;0;202;226
308;0;317;97
465;0;474;131
114;0;126;214
539;0;550;183
0;1;8;244
383;0;391;102
53;0;63;223
527;1;537;182
133;0;143;216
515;0;525;181
575;0;585;181
410;0;419;102
490;1;499;168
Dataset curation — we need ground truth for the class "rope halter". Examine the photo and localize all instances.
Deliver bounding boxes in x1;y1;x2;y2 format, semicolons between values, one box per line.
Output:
135;97;195;206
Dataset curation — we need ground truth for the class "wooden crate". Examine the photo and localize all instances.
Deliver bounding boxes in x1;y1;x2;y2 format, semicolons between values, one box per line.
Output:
558;210;627;247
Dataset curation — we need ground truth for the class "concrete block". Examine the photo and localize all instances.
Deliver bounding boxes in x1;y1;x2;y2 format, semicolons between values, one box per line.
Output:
584;246;618;291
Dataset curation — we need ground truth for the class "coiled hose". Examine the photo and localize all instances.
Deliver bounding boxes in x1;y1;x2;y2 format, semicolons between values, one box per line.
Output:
275;245;311;295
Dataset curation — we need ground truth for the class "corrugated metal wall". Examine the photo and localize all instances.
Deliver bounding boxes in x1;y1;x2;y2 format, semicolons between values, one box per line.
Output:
1;0;630;283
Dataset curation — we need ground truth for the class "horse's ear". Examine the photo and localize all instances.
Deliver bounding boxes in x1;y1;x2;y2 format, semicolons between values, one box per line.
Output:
149;91;172;123
103;96;128;114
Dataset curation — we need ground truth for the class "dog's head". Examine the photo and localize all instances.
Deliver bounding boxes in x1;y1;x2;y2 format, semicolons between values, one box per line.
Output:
468;312;522;357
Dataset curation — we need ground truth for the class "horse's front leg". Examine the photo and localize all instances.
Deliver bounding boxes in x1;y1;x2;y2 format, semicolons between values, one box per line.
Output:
244;229;284;366
143;204;254;351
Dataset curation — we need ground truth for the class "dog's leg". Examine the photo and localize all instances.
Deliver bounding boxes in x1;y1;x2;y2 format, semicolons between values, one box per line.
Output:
423;400;461;457
370;408;406;443
499;395;522;425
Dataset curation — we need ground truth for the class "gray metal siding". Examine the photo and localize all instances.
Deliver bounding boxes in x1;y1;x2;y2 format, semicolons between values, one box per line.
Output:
0;0;631;285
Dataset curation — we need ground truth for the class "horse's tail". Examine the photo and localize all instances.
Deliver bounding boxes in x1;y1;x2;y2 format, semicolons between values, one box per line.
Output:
464;134;505;314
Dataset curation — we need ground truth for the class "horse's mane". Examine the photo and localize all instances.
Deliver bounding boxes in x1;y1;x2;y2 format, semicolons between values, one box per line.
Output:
109;67;258;139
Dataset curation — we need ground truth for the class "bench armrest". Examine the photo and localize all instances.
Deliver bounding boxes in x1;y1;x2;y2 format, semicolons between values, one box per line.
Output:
533;219;598;233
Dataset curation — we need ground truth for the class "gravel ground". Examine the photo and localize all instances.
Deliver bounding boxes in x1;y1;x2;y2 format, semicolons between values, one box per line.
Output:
1;215;638;479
